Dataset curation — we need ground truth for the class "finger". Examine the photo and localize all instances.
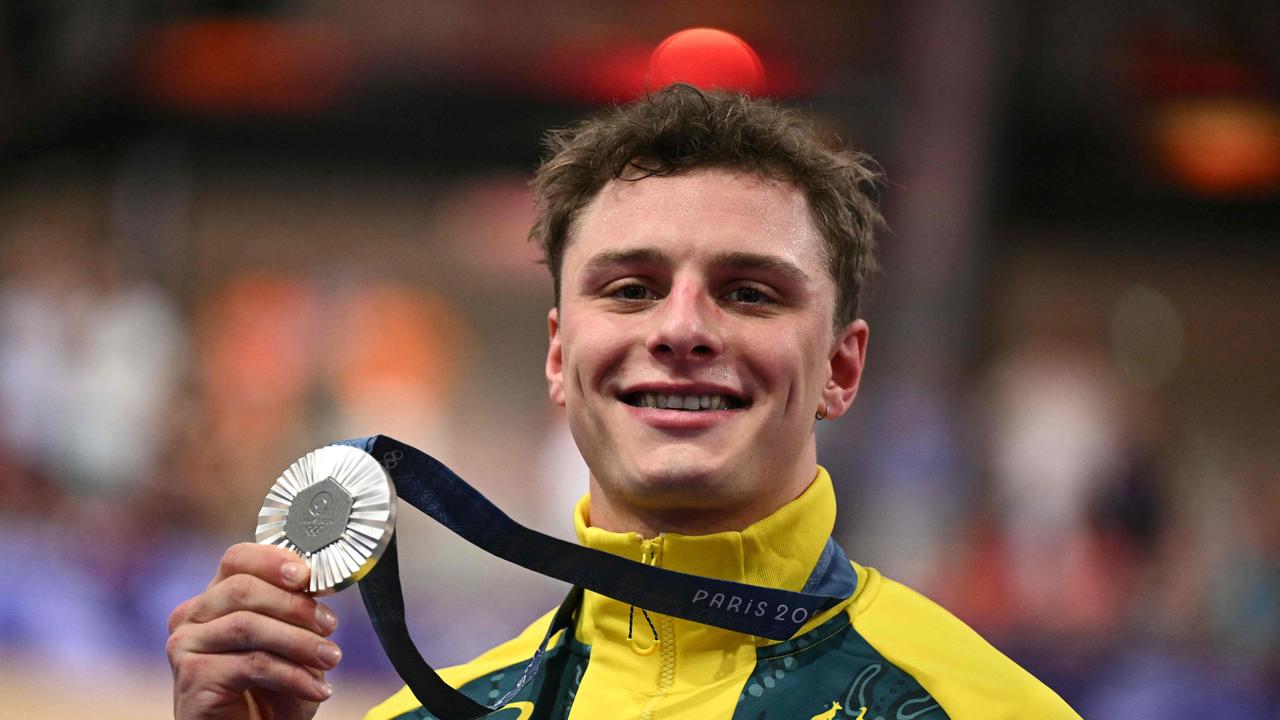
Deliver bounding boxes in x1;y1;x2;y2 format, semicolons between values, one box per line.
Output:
174;649;333;707
178;610;343;671
191;574;338;636
210;542;309;591
168;595;198;635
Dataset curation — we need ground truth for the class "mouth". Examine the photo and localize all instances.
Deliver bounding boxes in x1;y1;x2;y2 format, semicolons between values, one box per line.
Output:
620;391;747;411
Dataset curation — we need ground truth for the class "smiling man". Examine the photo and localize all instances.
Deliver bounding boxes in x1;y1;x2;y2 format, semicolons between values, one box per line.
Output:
167;84;1080;720
548;166;868;538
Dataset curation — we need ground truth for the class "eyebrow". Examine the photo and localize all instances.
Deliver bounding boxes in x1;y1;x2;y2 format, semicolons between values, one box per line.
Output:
707;251;809;285
580;248;671;277
580;248;809;285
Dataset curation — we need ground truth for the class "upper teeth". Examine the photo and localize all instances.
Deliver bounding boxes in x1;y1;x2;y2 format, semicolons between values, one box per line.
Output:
636;393;734;410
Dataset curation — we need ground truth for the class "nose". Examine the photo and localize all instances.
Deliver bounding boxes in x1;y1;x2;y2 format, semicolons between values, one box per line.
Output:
645;281;723;361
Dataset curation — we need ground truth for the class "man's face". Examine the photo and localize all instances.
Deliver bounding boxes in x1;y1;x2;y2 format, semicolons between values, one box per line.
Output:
545;167;867;533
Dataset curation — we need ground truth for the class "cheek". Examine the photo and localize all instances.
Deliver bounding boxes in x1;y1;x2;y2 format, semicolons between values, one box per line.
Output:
744;337;827;403
740;327;813;378
562;318;632;394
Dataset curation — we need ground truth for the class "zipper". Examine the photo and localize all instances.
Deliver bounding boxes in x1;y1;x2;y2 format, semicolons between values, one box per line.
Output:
639;537;676;720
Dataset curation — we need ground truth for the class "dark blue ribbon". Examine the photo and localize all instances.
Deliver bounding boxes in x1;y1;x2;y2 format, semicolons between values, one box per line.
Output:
337;435;856;719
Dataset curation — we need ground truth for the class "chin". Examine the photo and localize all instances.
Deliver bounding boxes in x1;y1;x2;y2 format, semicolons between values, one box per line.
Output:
626;454;741;507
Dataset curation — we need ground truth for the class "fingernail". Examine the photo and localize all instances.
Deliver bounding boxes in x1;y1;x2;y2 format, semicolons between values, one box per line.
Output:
282;561;305;584
315;604;337;632
316;680;333;698
317;642;342;668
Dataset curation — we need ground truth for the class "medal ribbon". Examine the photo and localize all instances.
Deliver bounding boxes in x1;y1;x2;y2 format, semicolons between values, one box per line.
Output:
336;435;857;719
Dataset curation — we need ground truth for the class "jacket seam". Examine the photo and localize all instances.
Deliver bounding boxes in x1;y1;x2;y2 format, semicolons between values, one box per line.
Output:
756;619;851;661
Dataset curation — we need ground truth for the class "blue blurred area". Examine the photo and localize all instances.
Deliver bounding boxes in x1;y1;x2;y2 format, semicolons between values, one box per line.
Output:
0;2;1277;717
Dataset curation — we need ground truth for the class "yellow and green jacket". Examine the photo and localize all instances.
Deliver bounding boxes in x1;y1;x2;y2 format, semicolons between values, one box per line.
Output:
365;469;1080;720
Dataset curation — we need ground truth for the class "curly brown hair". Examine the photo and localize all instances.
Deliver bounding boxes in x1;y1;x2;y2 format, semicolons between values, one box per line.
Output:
529;83;883;328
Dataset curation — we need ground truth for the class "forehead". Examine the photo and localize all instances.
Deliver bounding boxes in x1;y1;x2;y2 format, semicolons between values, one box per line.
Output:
569;168;827;271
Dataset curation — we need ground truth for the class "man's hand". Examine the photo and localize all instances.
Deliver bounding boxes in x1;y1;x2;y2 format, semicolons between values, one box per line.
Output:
168;543;341;720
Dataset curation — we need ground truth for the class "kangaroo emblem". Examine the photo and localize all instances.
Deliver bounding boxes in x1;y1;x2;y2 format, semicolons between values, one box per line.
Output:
808;702;868;720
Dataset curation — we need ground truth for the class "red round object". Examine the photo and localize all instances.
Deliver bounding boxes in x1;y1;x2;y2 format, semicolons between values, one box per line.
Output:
648;28;766;96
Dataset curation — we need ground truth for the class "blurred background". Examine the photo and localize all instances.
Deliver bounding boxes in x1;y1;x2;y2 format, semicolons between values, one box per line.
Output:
0;1;1277;717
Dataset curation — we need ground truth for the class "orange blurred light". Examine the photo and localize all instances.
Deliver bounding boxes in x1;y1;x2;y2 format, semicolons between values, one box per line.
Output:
1152;98;1280;197
134;18;354;116
330;284;470;415
196;273;321;443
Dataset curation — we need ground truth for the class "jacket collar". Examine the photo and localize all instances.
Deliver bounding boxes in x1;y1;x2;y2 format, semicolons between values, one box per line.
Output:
572;466;845;648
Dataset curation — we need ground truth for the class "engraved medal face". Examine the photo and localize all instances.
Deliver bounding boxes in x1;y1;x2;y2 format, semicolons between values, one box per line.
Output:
286;477;353;554
256;445;396;595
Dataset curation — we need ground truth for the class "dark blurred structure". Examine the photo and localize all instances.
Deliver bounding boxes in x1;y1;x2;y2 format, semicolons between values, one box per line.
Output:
0;2;1277;717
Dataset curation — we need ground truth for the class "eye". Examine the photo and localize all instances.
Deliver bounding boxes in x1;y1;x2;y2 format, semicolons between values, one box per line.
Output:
724;286;771;304
613;283;658;301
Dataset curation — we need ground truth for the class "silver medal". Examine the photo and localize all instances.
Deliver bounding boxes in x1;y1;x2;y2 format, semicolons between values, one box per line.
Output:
256;444;397;595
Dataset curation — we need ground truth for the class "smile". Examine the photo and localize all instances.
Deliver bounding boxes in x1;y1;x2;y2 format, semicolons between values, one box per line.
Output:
621;392;746;411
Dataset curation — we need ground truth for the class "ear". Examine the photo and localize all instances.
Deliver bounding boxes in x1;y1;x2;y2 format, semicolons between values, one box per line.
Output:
822;319;868;420
545;307;566;407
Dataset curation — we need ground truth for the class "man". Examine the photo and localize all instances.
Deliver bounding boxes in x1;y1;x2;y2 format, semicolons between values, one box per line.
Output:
167;84;1080;719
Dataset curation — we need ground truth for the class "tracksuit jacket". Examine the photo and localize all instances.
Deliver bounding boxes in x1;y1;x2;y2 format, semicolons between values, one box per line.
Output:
364;468;1080;720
